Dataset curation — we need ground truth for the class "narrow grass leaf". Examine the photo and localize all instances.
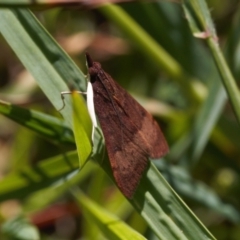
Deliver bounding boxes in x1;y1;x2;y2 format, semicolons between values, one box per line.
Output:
0;9;86;127
0;6;217;240
156;161;240;223
132;163;215;239
225;6;240;79
170;76;227;165
23;161;97;214
0;99;74;145
0;151;79;202
99;154;216;239
99;3;205;104
72;189;146;240
183;0;240;126
189;79;226;163
72;91;92;168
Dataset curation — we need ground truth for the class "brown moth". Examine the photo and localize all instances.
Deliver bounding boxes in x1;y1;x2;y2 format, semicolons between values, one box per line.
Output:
86;53;168;198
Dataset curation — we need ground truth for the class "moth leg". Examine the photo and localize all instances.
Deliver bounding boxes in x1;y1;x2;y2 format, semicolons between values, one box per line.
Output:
58;91;87;111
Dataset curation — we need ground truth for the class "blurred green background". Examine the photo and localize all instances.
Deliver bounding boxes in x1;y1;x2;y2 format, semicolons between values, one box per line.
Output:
0;0;240;239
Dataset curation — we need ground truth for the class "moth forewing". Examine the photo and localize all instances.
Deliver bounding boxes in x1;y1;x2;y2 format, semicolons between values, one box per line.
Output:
86;53;169;198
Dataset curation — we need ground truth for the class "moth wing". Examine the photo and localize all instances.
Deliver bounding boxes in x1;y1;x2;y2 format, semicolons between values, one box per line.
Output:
93;85;149;198
109;140;149;198
113;82;169;159
90;61;168;197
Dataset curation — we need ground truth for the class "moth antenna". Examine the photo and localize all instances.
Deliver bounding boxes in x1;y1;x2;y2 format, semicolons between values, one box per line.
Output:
85;52;94;67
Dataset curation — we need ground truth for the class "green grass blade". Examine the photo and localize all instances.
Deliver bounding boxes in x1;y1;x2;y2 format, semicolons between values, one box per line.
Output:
0;99;74;145
0;129;216;238
99;3;206;104
0;6;217;239
99;155;216;239
23;161;97;214
156;161;240;223
189;80;226;163
72;189;147;240
72;91;92;168
134;164;215;239
168;82;226;165
169;77;226;165
0;8;86;127
0;151;79;202
183;0;240;126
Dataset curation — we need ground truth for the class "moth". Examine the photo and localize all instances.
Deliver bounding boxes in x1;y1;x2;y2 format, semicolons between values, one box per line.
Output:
85;53;168;198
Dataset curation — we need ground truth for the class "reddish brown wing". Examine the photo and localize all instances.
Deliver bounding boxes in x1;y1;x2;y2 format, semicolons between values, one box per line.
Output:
87;54;168;198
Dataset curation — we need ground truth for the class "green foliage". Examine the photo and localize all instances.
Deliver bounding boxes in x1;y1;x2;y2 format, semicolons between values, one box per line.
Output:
1;216;40;240
72;91;92;167
0;0;239;239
